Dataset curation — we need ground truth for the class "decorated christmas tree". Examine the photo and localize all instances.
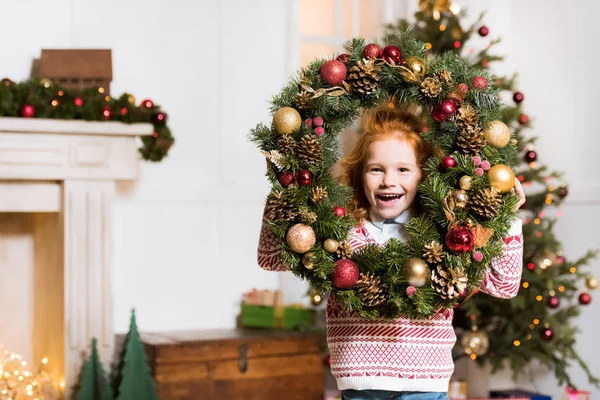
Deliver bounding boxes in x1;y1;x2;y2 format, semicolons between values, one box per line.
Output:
112;309;160;400
383;0;599;388
75;338;114;400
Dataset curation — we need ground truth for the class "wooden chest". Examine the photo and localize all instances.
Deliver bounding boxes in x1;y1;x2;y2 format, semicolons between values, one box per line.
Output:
140;328;326;400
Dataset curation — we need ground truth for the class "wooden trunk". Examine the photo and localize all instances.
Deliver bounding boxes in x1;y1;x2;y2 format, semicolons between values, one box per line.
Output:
140;328;326;400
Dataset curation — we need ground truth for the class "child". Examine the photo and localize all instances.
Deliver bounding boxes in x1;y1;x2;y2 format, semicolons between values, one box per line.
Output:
257;106;525;400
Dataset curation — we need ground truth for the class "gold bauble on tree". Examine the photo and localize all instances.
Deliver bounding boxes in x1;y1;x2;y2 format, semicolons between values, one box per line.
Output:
400;57;427;83
586;276;598;290
309;288;323;306
488;164;515;193
459;175;472;190
483;120;511;149
286;223;316;253
461;326;489;356
273;107;302;135
451;189;469;208
302;252;314;270
403;258;431;287
324;238;339;253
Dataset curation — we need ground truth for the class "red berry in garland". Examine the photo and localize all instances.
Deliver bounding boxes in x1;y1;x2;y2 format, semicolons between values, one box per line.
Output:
333;206;346;217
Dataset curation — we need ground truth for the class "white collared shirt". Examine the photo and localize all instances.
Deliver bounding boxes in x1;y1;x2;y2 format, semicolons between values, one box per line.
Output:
363;207;417;245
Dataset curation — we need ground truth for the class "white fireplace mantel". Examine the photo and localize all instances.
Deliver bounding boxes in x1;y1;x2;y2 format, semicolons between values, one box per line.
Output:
0;117;154;396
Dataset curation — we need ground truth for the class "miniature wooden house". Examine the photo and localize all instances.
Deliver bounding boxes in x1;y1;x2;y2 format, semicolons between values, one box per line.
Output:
36;49;113;94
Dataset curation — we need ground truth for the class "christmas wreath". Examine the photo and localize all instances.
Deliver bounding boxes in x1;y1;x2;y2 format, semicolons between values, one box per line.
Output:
250;31;520;319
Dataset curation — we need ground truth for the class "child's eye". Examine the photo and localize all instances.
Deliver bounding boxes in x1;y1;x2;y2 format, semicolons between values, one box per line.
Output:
398;167;409;172
370;167;382;172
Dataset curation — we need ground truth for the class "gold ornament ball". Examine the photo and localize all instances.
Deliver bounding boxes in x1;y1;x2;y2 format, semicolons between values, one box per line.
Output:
451;189;469;208
127;94;136;105
324;238;339;253
459;175;472;190
286;223;316;253
483;120;511;149
302;252;314;270
310;290;323;306
586;276;599;290
403;258;431;287
273;107;302;135
461;328;489;356
400;57;427;83
488;164;515;193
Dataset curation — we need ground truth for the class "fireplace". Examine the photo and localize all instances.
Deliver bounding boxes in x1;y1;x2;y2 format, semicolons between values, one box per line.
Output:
0;117;153;397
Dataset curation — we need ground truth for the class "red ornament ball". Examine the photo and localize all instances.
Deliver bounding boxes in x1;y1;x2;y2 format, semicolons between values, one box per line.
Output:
362;43;381;59
478;26;489;37
442;156;457;169
332;259;359;289
471;76;489;90
296;170;313;186
102;107;112;120
518;114;529;125
336;54;350;63
120;107;128;116
141;99;154;108
579;292;592;305
557;185;569;198
513;92;524;103
74;97;84;107
540;327;553;341
445;226;475;254
152;112;167;125
320;60;347;86
278;171;295;187
432;99;458;123
20;104;35;118
380;45;401;64
547;296;560;309
524;150;537;163
333;206;346;217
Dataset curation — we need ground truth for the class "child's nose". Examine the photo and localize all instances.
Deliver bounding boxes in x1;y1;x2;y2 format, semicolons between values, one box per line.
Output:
383;173;398;187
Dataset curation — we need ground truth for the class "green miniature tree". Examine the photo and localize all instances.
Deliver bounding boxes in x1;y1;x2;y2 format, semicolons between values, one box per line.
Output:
75;338;114;400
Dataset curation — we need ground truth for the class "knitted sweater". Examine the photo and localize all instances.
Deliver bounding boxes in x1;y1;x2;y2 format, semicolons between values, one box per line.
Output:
257;218;523;392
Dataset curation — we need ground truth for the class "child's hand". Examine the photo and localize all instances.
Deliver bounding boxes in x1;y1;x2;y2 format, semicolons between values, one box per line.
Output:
513;177;526;210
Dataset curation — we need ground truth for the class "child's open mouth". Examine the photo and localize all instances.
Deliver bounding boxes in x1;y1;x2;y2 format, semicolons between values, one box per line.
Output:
376;193;403;205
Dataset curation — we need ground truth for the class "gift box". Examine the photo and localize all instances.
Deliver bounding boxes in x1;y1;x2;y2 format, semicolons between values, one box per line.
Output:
448;380;468;399
240;289;316;330
489;389;551;400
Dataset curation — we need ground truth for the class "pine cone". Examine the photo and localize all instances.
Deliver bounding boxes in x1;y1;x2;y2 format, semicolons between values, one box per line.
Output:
264;190;296;221
470;187;502;218
420;77;442;97
277;135;297;154
436;69;453;83
457;104;478;129
310;186;328;203
356;272;386;307
298;208;317;224
457;125;487;155
431;265;468;299
298;135;322;167
294;90;312;109
347;59;381;95
337;241;353;259
423;241;445;264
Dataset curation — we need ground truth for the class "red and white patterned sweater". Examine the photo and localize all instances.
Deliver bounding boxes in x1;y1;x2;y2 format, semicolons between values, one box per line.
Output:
257;218;523;392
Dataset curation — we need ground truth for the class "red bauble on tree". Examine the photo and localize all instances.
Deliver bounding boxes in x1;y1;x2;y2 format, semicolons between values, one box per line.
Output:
102;107;112;120
380;45;401;64
336;54;350;63
518;114;529;125
278;171;295;187
471;76;488;90
431;99;458;123
513;92;524;103
141;99;154;108
579;292;592;305
524;150;537;163
547;296;560;309
152;112;167;125
445;226;475;254
333;206;346;217
320;60;347;86
478;26;489;37
362;43;381;59
74;97;84;107
332;259;359;289
540;327;553;341
296;170;313;186
441;156;457;169
20;104;35;118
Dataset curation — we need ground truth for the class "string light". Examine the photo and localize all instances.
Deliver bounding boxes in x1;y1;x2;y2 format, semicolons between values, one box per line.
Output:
570;267;577;273
529;162;536;168
534;218;541;225
0;348;58;399
533;319;540;325
470;354;476;360
105;95;111;102
558;285;565;292
522;282;529;288
425;43;432;50
439;24;446;31
98;87;105;94
536;295;543;301
449;3;461;14
513;340;521;347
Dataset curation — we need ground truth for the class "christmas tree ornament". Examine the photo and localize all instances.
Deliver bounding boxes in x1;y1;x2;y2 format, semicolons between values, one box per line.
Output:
423;241;444;264
459;175;472;190
461;327;489;356
457;125;486;155
451;189;468;208
431;265;468;299
471;76;488;90
102;107;112;120
333;206;346;217
152;112;167;125
278;171;294;187
362;43;381;59
323;238;339;253
403;258;431;287
347;59;381;95
314;127;325;135
141;99;154;108
540;327;554;341
302;252;314;269
332;259;359;289
356;272;386;306
309;289;323;306
20;104;35;118
420;77;442;97
310;186;328;203
470;187;501;219
286;223;316;253
478;26;489;37
265;191;296;221
557;185;568;198
336;53;350;63
273;107;302;135
445;226;475;254
513;92;524;103
547;296;560;309
524;150;537;163
579;292;592;305
320;60;347;86
406;286;416;297
126;94;136;105
432;98;458;122
488;164;515;193
298;135;323;167
74;97;84;107
473;251;483;262
336;241;353;259
586;276;599;290
442;156;457;169
533;248;557;271
518;114;529;125
483;120;511;149
381;45;401;64
399;56;427;83
296;170;313;186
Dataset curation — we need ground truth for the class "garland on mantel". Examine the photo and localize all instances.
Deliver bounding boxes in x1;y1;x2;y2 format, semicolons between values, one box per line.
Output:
0;77;174;162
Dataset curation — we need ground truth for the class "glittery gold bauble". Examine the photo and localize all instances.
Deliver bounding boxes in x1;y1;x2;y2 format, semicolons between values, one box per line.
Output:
303;252;314;270
488;164;515;193
403;258;431;287
483;120;511;149
459;175;472;190
286;223;316;253
273;107;302;135
400;56;427;83
127;94;136;105
309;288;323;305
461;327;489;356
451;189;468;208
324;238;339;253
586;276;598;290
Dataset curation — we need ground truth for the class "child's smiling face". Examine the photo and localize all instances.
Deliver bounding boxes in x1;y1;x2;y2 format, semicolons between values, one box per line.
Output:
363;136;422;220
